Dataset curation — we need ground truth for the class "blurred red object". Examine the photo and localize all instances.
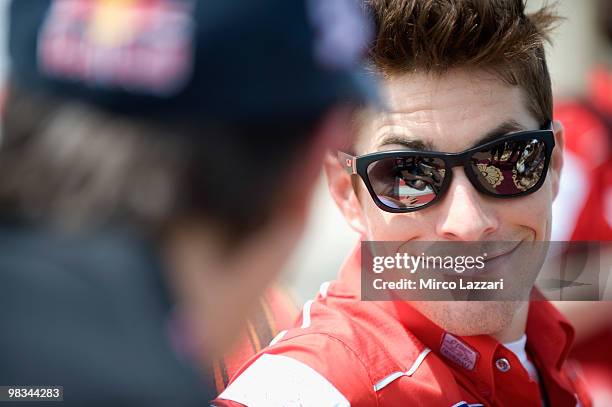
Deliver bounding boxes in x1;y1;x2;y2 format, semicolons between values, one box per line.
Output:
554;66;612;406
554;68;612;240
211;286;298;394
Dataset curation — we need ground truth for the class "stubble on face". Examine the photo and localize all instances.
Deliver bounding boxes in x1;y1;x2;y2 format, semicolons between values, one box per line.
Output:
412;300;523;337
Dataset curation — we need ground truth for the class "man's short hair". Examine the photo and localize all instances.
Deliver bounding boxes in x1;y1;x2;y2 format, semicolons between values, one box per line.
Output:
365;0;560;124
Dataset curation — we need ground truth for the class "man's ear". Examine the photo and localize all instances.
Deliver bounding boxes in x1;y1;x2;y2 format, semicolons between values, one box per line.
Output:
551;120;565;200
323;152;368;235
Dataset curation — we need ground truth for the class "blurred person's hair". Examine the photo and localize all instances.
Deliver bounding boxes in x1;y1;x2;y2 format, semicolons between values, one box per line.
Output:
0;81;324;244
362;0;559;127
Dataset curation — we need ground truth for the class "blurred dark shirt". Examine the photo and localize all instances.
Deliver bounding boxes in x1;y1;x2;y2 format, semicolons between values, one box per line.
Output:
0;220;214;406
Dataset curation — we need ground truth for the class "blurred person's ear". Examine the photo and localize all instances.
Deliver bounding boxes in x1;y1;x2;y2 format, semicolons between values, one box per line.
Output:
323;151;367;236
551;120;565;200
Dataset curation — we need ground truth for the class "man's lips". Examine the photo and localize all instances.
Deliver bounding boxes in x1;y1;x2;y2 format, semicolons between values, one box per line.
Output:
467;240;523;276
482;240;523;263
388;239;530;276
416;240;525;276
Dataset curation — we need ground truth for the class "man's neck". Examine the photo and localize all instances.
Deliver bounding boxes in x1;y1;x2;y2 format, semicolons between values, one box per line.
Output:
491;301;529;343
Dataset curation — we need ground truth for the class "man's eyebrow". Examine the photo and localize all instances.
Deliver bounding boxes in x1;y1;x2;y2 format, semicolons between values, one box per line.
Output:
377;120;526;152
378;135;434;151
471;120;527;148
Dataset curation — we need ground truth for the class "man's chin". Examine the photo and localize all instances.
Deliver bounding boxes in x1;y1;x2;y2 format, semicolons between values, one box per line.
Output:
411;300;521;337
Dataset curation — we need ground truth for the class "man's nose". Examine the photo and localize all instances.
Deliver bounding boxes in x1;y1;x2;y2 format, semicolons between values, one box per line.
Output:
435;169;498;241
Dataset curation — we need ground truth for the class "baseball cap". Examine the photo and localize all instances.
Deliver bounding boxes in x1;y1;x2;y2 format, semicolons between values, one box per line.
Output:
8;0;377;124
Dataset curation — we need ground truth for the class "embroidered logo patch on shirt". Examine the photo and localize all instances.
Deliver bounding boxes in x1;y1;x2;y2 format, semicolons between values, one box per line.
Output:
440;333;479;371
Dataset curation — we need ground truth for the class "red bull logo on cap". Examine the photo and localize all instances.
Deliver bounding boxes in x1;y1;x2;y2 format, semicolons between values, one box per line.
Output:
37;0;195;96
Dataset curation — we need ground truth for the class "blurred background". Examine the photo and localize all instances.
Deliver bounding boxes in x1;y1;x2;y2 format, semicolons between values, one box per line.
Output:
0;0;609;304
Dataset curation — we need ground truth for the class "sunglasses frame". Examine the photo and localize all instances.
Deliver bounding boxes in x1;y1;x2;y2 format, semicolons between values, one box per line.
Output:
338;121;555;213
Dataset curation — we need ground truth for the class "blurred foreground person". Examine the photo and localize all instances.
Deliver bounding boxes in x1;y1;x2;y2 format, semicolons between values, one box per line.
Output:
216;1;593;406
0;0;373;405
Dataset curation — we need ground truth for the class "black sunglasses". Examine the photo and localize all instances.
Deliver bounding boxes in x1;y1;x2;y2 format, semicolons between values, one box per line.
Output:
338;121;555;213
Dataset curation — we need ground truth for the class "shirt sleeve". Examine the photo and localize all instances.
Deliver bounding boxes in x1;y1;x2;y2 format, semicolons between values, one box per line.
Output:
213;333;377;407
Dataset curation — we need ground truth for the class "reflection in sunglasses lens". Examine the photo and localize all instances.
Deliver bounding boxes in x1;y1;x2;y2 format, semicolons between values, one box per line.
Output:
470;138;546;195
367;157;446;209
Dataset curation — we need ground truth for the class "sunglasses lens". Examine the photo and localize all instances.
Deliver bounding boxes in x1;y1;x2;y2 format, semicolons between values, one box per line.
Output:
366;156;446;210
469;138;547;195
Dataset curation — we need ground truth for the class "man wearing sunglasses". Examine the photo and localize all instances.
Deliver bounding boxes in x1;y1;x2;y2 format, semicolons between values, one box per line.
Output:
215;0;593;406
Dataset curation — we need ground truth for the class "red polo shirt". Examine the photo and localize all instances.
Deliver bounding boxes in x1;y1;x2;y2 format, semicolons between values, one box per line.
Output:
215;244;591;407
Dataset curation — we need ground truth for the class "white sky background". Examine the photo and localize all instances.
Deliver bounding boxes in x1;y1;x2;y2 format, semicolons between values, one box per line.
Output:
0;0;608;302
